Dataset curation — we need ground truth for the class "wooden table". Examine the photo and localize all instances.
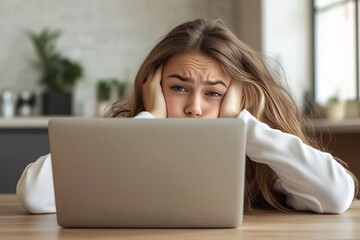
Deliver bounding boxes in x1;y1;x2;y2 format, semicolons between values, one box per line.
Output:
1;194;359;239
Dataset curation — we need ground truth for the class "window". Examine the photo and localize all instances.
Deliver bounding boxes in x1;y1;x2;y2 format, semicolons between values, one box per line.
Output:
313;0;359;105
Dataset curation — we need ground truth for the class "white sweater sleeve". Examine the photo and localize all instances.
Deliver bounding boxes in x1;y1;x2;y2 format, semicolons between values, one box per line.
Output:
19;110;352;214
239;109;355;213
134;111;155;119
16;112;154;214
16;154;56;214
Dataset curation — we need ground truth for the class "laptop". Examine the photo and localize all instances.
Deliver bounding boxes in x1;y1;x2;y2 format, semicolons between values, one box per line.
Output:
48;118;247;228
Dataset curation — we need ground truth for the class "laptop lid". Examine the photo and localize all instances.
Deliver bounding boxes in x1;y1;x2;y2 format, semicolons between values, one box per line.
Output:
49;118;246;228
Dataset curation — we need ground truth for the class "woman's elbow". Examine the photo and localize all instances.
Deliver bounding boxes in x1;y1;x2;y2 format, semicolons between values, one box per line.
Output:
323;177;355;214
16;188;56;214
16;170;56;214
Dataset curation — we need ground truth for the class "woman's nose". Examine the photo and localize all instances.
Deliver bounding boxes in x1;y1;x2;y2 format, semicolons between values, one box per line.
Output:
185;95;202;117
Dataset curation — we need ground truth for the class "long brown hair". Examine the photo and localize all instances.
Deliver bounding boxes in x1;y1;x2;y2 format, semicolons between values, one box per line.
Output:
106;18;359;211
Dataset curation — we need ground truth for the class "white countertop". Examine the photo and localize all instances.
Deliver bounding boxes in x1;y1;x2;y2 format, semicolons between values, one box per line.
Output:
0;117;51;128
1;116;360;132
307;118;360;133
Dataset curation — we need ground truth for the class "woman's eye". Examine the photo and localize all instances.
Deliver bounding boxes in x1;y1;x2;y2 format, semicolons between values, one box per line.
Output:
170;86;186;92
207;92;222;97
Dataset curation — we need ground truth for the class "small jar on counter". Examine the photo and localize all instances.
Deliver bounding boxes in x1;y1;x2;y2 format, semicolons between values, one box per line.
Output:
16;91;36;117
1;90;15;118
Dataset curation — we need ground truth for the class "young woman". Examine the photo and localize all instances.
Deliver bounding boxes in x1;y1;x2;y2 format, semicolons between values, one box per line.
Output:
17;18;359;214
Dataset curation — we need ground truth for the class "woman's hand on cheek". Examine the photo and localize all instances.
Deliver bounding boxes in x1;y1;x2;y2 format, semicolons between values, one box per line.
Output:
220;80;242;118
142;66;167;118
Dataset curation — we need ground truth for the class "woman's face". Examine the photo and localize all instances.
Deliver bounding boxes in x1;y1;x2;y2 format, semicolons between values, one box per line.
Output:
162;52;231;118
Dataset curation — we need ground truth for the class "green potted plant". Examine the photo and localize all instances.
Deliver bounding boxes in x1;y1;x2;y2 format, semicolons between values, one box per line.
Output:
27;28;83;115
326;94;345;120
117;81;129;100
96;78;129;116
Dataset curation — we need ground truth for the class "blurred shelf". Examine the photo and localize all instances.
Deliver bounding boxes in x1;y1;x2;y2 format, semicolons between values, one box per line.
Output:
308;118;360;133
0;117;51;128
3;116;360;132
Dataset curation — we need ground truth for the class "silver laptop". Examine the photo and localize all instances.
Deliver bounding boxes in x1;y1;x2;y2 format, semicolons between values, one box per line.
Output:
48;118;247;228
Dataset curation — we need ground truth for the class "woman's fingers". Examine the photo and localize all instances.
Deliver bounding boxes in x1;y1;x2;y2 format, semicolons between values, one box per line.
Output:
220;81;242;118
142;66;167;118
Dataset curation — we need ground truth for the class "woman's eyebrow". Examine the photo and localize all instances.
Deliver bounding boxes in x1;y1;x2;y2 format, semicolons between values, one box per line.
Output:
167;74;228;87
168;74;193;82
205;80;228;88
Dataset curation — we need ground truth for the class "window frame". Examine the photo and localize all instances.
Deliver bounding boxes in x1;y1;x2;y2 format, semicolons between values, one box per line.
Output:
312;0;360;103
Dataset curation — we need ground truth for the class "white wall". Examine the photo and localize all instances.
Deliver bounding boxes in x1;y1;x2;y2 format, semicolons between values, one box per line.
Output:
0;0;235;116
0;0;313;115
262;0;312;107
233;0;263;52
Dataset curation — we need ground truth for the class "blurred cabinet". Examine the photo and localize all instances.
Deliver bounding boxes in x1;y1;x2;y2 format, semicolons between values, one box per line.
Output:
310;119;360;182
0;118;49;193
319;133;360;182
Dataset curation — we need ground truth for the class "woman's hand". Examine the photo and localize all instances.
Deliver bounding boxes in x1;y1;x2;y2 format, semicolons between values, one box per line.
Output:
220;80;242;118
142;66;167;118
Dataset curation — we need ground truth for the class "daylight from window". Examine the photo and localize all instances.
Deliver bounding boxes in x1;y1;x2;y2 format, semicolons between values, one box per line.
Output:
314;0;356;105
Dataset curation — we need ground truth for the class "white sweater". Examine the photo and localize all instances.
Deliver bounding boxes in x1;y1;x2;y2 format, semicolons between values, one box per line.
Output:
16;110;355;214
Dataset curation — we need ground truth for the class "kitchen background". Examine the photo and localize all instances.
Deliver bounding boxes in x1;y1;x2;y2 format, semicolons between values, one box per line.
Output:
0;0;311;117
